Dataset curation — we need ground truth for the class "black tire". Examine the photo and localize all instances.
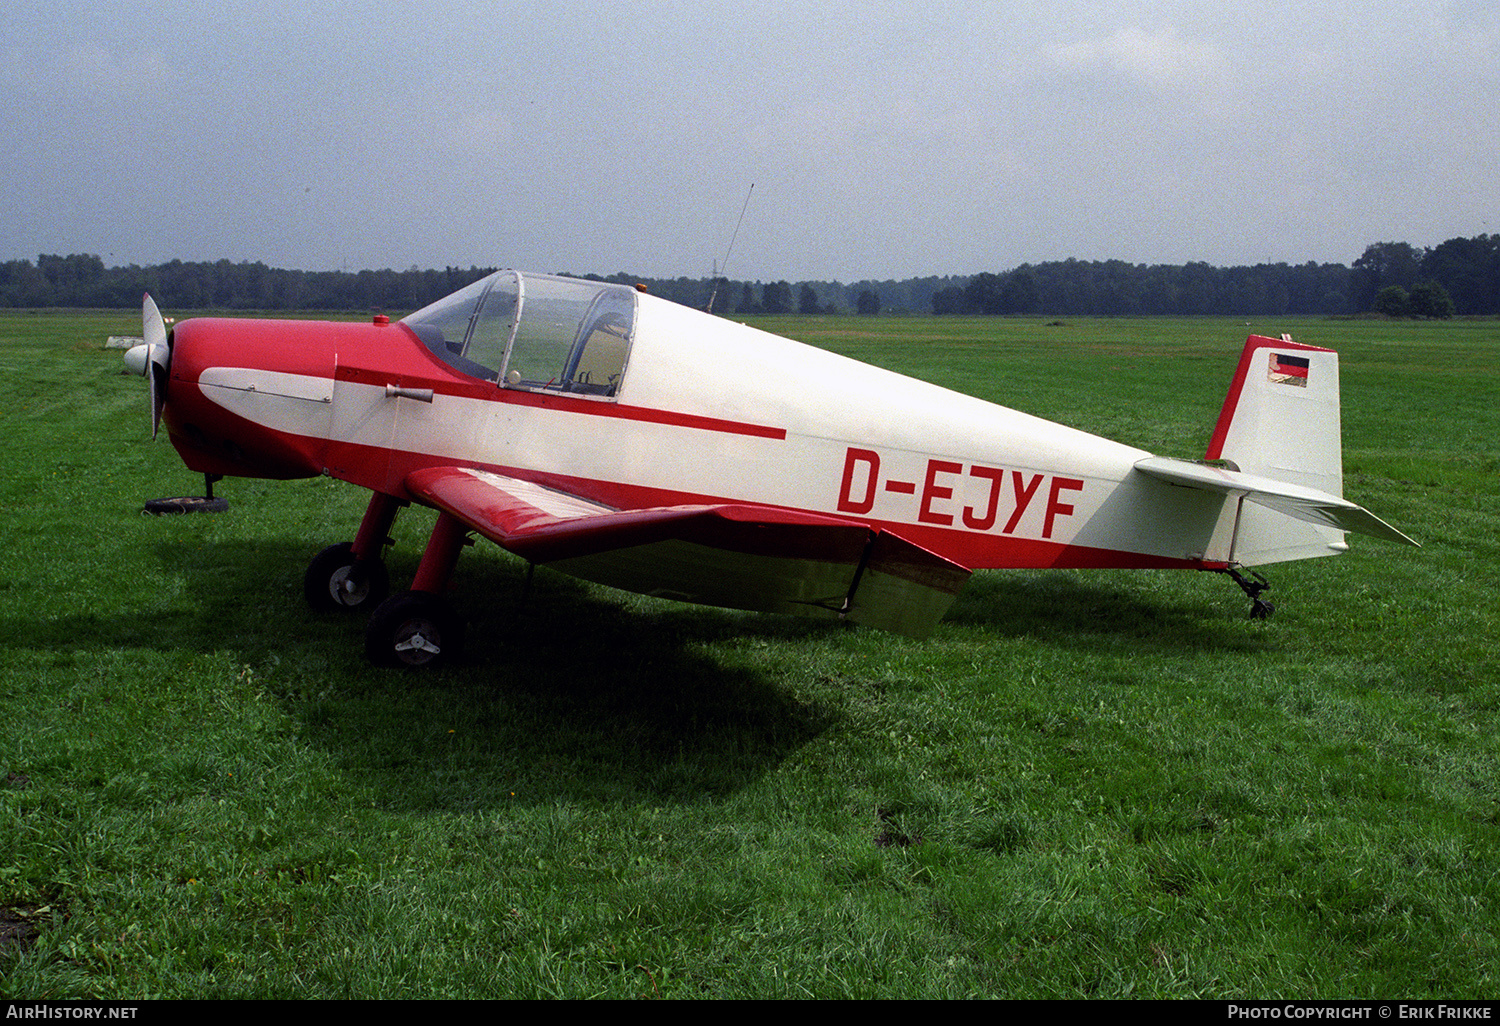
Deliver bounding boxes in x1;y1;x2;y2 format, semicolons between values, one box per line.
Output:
143;496;229;514
304;542;390;612
365;591;464;669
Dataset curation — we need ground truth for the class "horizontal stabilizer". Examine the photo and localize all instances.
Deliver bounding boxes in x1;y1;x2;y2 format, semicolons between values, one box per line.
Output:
1134;457;1418;547
404;466;971;637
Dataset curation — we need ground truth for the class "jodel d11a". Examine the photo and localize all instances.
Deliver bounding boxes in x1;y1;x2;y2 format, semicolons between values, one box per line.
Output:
123;271;1416;667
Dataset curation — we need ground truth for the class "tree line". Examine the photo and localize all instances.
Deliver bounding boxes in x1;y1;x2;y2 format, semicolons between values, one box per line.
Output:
0;255;501;314
931;238;1495;318
3;236;1494;317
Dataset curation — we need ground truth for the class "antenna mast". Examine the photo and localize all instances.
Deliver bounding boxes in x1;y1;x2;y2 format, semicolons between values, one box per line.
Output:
706;183;754;314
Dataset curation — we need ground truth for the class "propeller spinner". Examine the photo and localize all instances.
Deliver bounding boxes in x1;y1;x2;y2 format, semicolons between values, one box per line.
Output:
123;294;170;438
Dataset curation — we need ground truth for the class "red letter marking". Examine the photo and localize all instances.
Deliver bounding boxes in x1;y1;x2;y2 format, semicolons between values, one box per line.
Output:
838;447;880;514
1043;477;1084;538
963;465;1005;530
919;460;963;525
1003;472;1044;534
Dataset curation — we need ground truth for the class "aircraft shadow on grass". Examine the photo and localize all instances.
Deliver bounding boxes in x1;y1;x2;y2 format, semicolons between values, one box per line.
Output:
943;570;1279;655
140;534;1266;663
12;536;1277;807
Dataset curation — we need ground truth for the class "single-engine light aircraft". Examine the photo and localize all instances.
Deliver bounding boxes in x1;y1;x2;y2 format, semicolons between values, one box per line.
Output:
123;271;1416;667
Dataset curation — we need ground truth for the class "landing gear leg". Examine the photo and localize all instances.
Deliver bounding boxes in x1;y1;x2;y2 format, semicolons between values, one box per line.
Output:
304;492;404;612
366;512;471;668
1216;565;1275;619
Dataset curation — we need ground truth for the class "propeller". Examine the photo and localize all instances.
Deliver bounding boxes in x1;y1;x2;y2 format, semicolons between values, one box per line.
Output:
123;294;171;438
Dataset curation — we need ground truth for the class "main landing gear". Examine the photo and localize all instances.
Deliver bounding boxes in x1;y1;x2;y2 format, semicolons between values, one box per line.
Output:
302;492;474;669
304;542;390;611
365;591;464;670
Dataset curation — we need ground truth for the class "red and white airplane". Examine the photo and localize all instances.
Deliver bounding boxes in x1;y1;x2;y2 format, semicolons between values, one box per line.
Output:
124;271;1416;667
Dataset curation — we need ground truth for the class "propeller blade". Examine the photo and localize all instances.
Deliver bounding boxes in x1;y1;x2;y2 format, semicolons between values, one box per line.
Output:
141;293;170;439
143;293;167;352
149;361;167;439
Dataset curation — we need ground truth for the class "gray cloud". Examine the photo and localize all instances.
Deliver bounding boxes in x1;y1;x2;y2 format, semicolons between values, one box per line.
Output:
5;0;1495;281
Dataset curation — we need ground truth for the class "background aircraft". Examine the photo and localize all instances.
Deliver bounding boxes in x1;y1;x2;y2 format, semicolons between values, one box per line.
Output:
124;271;1415;667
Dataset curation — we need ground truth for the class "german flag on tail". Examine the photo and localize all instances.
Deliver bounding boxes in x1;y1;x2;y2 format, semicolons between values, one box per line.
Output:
1269;352;1310;386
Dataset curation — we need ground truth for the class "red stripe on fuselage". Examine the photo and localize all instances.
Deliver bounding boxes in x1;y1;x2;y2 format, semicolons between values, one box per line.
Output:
489;388;787;439
166;316;786;478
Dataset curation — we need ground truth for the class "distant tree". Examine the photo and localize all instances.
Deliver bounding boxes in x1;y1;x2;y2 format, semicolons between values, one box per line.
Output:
1407;280;1455;319
38;253;105;295
1000;268;1040;314
761;280;792;314
931;285;965;315
1373;285;1409;317
1420;235;1500;315
16;245;1485;317
961;272;1002;314
0;259;48;306
1352;242;1423;311
798;283;821;314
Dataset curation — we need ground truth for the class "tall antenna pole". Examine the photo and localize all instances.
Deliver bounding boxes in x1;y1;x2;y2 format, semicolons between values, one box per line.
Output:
707;183;754;314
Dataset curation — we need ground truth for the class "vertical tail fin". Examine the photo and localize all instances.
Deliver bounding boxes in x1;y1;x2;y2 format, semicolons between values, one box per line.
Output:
1206;335;1348;564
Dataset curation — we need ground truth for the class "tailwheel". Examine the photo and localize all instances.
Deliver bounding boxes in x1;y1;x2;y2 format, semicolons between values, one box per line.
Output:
1216;566;1275;620
305;542;390;612
366;591;464;669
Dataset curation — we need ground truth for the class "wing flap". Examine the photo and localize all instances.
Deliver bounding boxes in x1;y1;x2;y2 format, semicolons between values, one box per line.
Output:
1134;456;1417;547
405;466;970;637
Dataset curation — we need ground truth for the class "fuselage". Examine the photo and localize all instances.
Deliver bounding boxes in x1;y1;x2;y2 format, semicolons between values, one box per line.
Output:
160;275;1238;572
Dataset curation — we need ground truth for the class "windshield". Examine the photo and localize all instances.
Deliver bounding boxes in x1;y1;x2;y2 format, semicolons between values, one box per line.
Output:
402;271;635;398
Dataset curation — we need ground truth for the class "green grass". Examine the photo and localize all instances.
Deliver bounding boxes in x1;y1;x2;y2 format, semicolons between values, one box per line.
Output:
2;309;1497;998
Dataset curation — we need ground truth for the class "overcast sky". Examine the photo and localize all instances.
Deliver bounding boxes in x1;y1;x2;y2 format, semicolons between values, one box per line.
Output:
5;0;1496;282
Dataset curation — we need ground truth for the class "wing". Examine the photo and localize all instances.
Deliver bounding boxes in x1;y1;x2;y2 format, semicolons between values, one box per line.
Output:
1134;456;1418;547
404;466;970;638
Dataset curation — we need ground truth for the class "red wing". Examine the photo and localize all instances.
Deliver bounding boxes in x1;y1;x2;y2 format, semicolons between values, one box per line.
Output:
404;466;970;638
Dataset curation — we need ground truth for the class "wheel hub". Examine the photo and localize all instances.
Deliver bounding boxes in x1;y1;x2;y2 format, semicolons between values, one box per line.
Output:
392;620;442;664
329;565;369;605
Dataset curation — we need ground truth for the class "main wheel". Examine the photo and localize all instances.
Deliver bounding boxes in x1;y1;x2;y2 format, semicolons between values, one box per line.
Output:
365;591;464;669
304;542;390;612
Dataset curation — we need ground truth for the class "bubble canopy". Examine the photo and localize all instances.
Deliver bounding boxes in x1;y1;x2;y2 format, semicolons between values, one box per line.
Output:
402;271;636;399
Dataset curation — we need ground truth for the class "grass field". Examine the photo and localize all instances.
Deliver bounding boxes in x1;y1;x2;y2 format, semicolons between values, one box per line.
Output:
1;308;1496;998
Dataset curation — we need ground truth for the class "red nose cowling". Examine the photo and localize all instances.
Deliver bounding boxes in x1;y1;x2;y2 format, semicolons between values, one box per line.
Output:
162;317;378;480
